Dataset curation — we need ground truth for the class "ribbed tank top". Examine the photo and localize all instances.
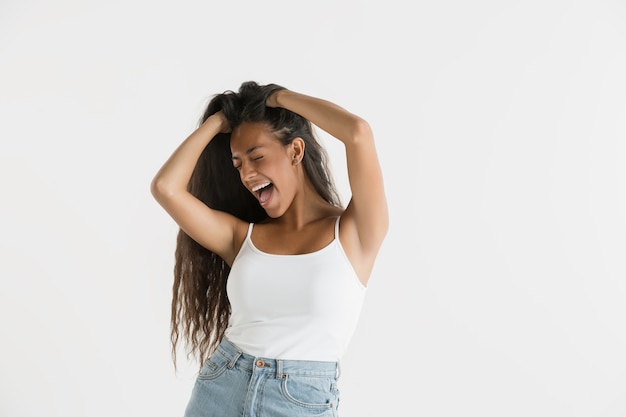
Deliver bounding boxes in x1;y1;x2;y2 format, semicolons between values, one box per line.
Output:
224;217;366;362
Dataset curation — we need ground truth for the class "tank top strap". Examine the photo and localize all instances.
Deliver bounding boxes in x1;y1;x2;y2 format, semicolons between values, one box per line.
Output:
246;223;254;241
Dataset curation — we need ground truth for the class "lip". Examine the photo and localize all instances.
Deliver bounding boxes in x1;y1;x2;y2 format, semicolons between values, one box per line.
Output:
248;181;274;207
251;181;271;193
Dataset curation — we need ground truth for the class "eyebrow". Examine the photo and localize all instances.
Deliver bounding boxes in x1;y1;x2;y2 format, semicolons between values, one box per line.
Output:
231;146;263;160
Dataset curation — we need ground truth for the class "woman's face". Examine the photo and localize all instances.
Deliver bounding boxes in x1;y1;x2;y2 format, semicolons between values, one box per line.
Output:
230;122;300;218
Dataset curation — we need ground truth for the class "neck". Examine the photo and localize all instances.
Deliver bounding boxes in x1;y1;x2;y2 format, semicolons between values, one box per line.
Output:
274;179;334;230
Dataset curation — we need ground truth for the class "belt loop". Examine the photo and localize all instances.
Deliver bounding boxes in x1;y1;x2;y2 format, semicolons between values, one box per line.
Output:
336;362;341;379
276;359;284;379
227;350;242;369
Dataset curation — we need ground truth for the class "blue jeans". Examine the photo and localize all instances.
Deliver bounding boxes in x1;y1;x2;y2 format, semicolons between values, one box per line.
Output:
183;338;341;417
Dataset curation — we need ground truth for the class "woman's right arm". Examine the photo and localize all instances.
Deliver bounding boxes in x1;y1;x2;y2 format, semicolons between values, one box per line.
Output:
150;111;243;265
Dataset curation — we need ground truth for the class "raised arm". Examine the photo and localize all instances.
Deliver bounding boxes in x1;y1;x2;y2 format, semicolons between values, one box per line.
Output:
268;90;388;279
150;111;244;265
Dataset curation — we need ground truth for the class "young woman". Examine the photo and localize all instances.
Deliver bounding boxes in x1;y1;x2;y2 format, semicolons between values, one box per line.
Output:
151;81;388;417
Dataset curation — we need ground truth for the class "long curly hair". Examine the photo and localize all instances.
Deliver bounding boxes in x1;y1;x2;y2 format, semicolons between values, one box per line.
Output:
171;81;342;369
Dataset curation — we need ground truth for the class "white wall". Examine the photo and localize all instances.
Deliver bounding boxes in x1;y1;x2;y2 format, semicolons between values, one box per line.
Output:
1;1;625;416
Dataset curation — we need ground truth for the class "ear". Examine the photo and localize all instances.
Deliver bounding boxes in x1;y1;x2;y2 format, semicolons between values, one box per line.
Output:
290;137;305;164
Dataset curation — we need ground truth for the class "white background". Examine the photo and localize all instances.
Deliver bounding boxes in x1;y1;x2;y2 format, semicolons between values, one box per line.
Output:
1;1;625;416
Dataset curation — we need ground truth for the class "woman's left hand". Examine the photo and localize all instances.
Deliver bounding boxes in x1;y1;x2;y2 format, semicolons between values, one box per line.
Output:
265;86;285;108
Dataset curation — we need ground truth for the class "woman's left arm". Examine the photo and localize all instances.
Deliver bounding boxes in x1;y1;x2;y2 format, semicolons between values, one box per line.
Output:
268;89;388;266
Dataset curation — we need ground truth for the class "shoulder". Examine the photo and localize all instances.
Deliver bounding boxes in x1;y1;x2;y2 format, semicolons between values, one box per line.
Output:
231;220;253;264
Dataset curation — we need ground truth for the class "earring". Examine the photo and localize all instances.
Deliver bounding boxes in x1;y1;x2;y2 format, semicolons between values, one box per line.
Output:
292;159;298;165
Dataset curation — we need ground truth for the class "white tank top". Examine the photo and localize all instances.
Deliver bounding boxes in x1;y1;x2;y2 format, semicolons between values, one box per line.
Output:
224;217;366;362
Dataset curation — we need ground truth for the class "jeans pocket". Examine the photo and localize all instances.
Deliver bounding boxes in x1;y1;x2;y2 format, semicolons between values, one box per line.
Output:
197;351;230;380
280;376;338;412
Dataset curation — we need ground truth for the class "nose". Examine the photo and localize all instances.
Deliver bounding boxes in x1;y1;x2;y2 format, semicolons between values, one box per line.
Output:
239;160;256;182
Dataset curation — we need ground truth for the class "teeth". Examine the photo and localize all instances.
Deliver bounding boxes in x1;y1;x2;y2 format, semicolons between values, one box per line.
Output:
252;182;271;192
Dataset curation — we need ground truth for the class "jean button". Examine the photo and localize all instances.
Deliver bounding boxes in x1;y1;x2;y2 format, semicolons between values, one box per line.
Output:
255;359;265;368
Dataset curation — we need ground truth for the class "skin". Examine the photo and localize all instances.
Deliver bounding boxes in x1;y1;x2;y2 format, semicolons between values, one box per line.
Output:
151;89;388;285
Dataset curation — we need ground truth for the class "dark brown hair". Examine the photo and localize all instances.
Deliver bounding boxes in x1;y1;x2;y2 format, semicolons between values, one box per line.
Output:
171;81;342;368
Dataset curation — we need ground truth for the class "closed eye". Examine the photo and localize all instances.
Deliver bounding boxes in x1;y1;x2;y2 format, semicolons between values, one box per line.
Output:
232;155;262;170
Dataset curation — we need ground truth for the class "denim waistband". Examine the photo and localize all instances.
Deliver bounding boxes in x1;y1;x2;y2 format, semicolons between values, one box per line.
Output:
216;337;339;379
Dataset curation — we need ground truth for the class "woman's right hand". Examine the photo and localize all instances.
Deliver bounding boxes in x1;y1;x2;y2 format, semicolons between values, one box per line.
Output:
209;110;231;133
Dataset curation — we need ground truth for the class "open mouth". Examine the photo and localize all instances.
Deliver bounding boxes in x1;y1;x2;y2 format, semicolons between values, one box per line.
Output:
252;182;274;205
